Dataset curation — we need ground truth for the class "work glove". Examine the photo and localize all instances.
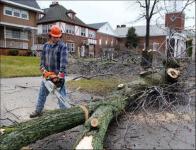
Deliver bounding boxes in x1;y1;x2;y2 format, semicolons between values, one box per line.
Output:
54;72;65;88
55;72;65;87
40;68;58;81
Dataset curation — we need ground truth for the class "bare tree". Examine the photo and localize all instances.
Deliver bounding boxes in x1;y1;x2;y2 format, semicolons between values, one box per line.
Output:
136;0;160;68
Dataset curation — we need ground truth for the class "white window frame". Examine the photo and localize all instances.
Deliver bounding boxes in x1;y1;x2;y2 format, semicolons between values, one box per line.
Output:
81;27;86;37
6;29;29;41
67;13;74;19
42;24;53;34
153;42;159;51
66;43;75;52
20;31;28;40
88;30;95;38
111;40;113;46
13;8;20;18
4;6;29;20
21;10;29;20
66;24;75;35
38;14;44;19
4;6;13;16
12;30;20;39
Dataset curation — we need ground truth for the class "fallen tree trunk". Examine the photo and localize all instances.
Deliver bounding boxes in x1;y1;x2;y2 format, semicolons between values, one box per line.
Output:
0;96;130;150
74;97;128;149
0;69;180;149
0;103;101;149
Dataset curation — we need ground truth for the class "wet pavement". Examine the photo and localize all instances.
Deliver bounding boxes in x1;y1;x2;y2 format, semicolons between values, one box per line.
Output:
0;75;93;125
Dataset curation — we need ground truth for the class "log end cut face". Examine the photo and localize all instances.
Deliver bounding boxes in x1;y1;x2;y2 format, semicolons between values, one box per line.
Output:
167;68;180;79
75;135;93;149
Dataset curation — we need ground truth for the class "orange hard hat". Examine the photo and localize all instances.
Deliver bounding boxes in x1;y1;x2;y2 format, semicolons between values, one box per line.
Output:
49;25;62;38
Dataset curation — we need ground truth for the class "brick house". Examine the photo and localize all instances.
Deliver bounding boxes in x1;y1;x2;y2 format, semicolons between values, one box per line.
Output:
88;22;118;57
0;0;43;55
115;24;167;53
114;12;186;56
36;2;97;57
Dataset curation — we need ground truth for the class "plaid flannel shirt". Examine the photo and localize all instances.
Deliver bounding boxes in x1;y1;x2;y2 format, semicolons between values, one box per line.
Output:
40;40;68;74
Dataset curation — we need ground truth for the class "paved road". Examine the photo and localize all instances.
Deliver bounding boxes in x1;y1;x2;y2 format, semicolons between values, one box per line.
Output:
0;75;90;125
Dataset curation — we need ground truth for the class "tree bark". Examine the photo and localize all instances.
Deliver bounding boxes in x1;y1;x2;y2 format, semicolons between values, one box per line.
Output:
74;98;128;149
0;70;180;149
0;102;105;149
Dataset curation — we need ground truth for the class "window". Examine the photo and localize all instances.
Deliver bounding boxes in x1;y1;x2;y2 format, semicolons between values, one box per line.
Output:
88;30;96;38
42;25;48;34
6;29;28;40
12;30;20;39
68;13;74;19
39;14;44;19
4;7;12;16
66;43;75;52
13;9;20;17
21;10;29;19
111;40;113;46
81;27;86;36
153;42;159;51
42;24;53;34
99;39;102;45
105;40;108;45
4;6;29;20
21;32;28;40
66;24;75;34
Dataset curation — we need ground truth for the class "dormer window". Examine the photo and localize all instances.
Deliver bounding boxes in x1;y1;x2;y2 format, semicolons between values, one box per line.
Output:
67;9;76;20
38;13;44;19
68;13;73;19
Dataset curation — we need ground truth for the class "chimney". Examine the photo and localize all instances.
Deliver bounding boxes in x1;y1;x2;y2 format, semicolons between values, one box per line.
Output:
121;24;126;28
50;0;59;7
165;12;185;32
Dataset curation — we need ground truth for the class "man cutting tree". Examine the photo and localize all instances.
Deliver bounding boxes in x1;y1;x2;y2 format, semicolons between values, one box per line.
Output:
30;25;68;118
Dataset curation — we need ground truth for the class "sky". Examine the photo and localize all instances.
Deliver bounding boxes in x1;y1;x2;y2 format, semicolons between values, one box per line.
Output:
36;0;195;30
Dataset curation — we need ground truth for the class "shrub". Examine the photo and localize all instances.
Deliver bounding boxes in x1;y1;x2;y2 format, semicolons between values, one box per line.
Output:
27;51;33;56
8;49;19;56
186;39;192;57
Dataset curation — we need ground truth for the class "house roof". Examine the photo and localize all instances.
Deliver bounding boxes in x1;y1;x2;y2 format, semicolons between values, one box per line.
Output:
67;9;76;14
115;25;168;37
37;3;96;30
87;22;108;30
1;0;43;12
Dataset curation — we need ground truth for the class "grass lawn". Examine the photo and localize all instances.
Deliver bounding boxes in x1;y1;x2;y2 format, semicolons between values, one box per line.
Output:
67;77;126;96
0;56;41;78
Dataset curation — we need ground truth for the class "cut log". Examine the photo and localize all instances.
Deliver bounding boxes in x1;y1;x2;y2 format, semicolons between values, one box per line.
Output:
0;69;180;149
0;96;130;150
74;103;126;150
91;118;99;127
166;68;180;83
74;77;155;149
0;102;104;150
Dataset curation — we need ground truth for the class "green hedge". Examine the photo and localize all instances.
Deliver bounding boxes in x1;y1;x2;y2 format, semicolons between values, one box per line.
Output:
8;49;19;56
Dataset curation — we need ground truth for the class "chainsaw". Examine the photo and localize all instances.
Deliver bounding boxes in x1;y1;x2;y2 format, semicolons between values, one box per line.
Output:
42;77;74;109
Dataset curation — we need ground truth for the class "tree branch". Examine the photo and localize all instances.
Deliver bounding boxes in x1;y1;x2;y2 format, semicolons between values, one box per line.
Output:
149;0;159;18
136;0;146;8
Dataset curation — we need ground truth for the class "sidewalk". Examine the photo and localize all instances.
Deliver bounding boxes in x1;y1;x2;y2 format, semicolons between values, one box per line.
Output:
0;75;82;125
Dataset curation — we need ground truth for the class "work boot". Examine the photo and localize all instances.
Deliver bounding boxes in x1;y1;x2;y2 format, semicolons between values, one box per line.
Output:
29;111;42;118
